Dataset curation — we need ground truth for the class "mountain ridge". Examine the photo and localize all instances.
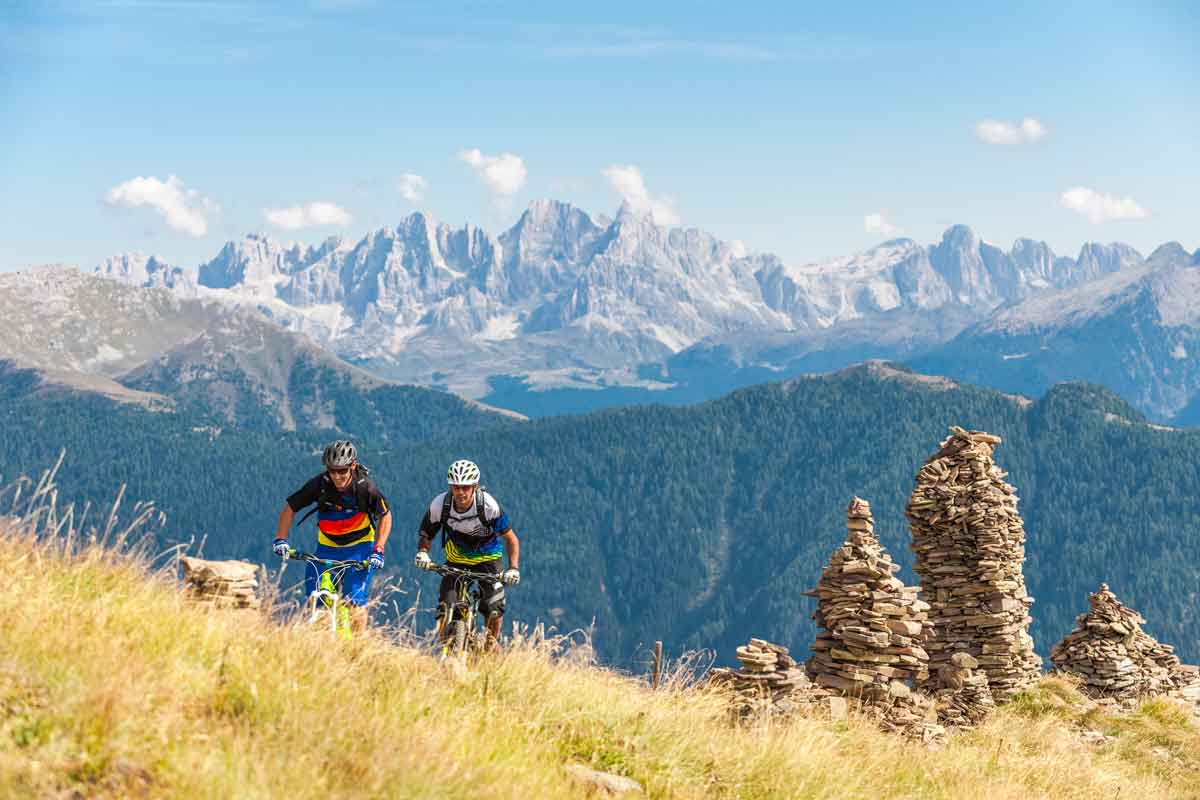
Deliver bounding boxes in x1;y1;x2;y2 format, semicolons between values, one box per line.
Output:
85;200;1186;406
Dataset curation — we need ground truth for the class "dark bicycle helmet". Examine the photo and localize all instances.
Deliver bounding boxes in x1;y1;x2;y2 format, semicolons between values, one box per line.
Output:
323;440;357;469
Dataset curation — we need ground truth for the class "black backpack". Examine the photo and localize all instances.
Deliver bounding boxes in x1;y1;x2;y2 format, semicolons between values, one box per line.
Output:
295;465;379;534
437;487;494;548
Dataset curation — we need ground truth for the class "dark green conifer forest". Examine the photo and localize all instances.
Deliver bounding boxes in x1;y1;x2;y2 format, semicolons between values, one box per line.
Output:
3;362;1198;669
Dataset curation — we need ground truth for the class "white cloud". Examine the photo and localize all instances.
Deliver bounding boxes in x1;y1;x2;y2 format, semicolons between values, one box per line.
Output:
864;212;902;236
396;173;427;203
457;148;527;197
264;202;352;230
975;117;1048;145
104;174;216;237
1060;187;1150;225
601;164;680;224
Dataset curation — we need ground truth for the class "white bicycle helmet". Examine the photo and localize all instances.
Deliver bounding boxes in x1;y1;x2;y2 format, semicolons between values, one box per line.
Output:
447;459;480;486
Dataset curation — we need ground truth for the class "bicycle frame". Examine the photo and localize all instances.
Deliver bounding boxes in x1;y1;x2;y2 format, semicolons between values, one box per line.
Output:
285;550;369;641
430;564;495;660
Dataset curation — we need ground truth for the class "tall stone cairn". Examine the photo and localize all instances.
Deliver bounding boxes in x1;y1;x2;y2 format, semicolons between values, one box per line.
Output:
805;499;929;687
906;426;1041;701
1050;583;1200;700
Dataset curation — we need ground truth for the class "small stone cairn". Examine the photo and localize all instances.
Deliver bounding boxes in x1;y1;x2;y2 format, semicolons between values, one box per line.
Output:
1050;583;1200;700
708;638;818;720
803;497;943;740
932;651;995;727
180;556;261;609
906;426;1041;701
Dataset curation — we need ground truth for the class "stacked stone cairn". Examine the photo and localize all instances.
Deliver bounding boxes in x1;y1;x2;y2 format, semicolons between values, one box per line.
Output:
1050;583;1200;700
708;638;818;720
932;651;995;727
906;426;1041;701
804;497;943;740
180;556;261;609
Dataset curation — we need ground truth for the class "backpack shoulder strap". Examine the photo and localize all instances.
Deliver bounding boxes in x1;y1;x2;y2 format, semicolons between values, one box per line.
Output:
354;468;378;533
294;474;330;528
474;489;484;519
440;491;452;548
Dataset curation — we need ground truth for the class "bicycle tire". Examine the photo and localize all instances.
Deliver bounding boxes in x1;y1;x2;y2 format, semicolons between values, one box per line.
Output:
452;619;468;658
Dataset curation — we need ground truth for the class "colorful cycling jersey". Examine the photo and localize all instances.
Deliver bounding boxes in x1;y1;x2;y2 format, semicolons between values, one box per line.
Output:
419;490;511;565
287;472;389;548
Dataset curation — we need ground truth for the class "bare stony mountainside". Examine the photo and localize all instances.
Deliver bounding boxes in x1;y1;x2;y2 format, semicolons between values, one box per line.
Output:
912;243;1200;421
0;266;521;435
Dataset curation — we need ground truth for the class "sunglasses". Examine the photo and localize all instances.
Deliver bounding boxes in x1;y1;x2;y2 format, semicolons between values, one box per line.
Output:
328;466;353;478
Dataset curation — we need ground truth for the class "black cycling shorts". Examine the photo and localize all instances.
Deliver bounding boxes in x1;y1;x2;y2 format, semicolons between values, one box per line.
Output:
439;559;506;618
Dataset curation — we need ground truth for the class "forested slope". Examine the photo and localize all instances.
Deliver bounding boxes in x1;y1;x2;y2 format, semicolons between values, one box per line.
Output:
3;361;1198;668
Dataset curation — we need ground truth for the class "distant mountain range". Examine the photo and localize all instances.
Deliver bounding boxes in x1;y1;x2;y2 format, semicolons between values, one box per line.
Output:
82;200;1200;422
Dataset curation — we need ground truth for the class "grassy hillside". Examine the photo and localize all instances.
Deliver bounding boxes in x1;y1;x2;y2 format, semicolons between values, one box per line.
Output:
5;515;1200;799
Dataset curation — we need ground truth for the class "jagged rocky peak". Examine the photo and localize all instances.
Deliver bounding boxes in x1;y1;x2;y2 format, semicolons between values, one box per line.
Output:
501;200;605;260
95;252;193;291
938;224;981;251
1074;241;1144;281
930;224;998;303
1146;242;1191;268
1009;237;1054;267
198;232;295;289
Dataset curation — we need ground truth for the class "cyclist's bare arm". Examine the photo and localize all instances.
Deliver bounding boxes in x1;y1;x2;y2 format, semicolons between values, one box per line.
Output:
374;509;393;551
499;528;519;570
275;503;296;542
417;533;433;553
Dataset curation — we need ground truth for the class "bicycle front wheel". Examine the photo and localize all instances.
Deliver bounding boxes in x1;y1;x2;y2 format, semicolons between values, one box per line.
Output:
452;619;468;658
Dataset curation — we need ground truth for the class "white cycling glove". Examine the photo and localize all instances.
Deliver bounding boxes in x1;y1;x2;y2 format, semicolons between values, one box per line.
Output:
414;551;433;571
501;568;521;586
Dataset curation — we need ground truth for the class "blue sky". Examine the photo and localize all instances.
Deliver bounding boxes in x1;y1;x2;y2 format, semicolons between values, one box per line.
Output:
2;0;1197;272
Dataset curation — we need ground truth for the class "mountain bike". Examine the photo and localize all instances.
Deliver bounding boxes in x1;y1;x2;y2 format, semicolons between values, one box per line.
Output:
430;563;500;660
283;549;370;641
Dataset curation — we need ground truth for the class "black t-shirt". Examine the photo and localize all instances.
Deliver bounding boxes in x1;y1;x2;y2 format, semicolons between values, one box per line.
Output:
287;469;389;547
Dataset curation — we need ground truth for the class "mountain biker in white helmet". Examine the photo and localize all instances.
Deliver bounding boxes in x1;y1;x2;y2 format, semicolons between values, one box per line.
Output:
414;459;520;649
272;439;392;633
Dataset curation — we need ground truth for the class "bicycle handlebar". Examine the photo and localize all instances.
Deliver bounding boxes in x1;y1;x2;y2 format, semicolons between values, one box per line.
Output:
286;549;370;571
428;563;499;581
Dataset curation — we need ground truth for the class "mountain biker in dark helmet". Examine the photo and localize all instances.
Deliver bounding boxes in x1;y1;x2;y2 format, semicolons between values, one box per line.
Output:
414;459;520;649
272;440;392;633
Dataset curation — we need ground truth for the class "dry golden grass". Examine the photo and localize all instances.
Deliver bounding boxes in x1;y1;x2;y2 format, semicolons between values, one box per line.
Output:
2;506;1200;799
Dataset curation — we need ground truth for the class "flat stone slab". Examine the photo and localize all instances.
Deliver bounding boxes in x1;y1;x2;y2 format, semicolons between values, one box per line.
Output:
564;764;643;795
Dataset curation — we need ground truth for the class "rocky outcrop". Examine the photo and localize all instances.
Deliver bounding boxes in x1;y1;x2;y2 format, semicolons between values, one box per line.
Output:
180;556;260;609
906;427;1041;701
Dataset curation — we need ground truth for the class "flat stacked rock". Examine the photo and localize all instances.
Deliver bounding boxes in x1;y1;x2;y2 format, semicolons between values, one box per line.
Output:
708;638;817;720
932;651;995;727
906;426;1041;701
1050;583;1200;699
805;497;931;699
180;556;261;609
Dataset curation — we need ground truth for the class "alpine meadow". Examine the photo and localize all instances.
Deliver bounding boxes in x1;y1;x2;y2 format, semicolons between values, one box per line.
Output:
4;3;1199;797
